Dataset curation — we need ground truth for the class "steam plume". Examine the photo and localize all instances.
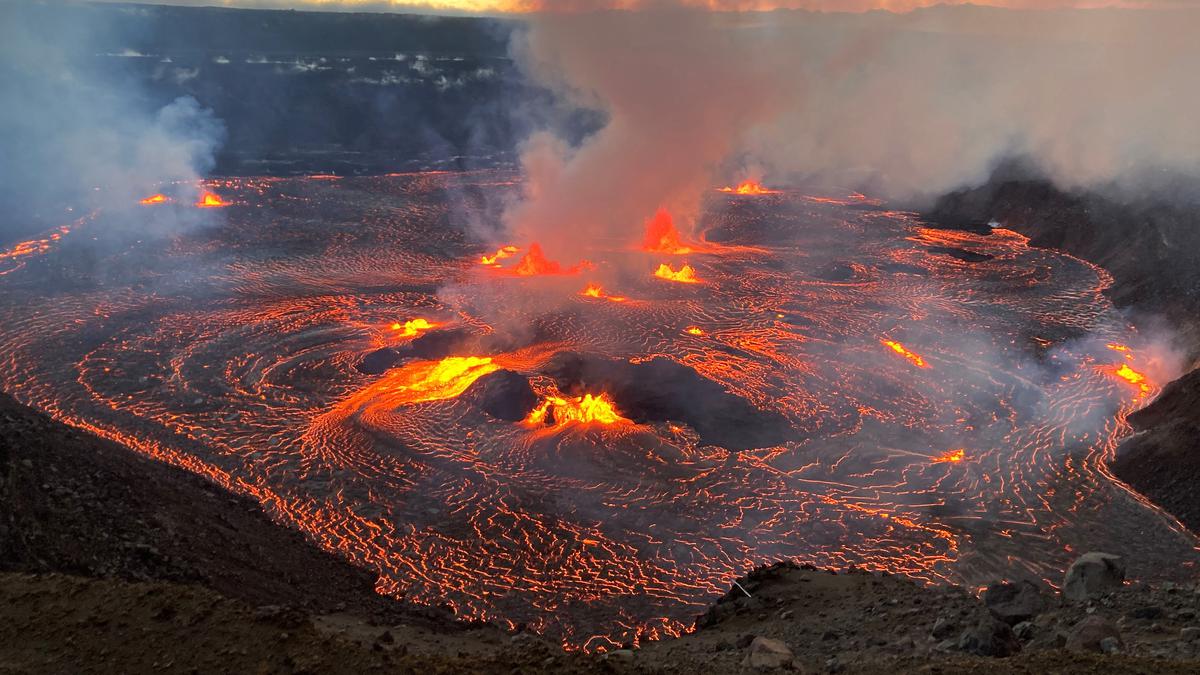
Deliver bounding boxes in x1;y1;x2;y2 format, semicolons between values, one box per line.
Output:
0;3;225;241
504;5;1200;257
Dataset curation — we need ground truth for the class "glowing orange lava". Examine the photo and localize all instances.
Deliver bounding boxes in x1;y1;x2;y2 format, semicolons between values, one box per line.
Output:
685;326;705;336
580;284;626;302
358;356;500;407
1112;363;1151;394
140;194;169;205
882;340;928;368
1106;343;1136;361
718;180;779;196
512;243;585;276
932;449;966;463
196;191;228;208
390;318;437;337
653;263;699;284
481;245;519;266
525;392;628;427
642;208;693;254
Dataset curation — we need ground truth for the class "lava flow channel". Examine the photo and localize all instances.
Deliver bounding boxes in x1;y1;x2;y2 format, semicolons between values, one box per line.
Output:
0;170;1194;652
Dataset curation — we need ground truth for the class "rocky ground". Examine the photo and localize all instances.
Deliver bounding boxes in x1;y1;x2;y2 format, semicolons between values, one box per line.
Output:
1112;368;1200;533
4;391;1200;673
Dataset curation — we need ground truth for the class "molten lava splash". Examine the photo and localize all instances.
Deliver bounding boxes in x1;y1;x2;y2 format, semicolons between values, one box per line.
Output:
580;284;626;302
481;245;519;266
718;180;779;195
642;208;693;254
364;356;499;407
933;449;966;463
525;392;628;427
140;194;169;205
391;318;436;337
512;243;584;276
685;326;705;336
882;340;928;368
1112;363;1151;394
196;191;228;208
654;262;699;284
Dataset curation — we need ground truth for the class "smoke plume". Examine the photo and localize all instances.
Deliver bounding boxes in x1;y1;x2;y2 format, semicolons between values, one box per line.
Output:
503;5;1200;258
0;2;225;242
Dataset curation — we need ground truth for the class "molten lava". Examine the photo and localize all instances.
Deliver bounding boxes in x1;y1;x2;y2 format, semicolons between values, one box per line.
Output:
140;194;169;205
685;326;705;336
882;340;928;368
481;245;519;266
1112;363;1151;394
512;243;584;276
642;208;694;254
932;449;966;463
196;191;228;208
654;262;699;284
525;392;628;427
373;356;499;405
718;180;779;195
391;318;437;337
580;284;626;302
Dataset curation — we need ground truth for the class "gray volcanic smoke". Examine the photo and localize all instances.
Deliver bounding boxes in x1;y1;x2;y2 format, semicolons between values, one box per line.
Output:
0;3;225;240
504;5;1200;260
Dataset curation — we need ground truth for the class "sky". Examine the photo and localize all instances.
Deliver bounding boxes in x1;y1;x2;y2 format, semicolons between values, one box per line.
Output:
91;0;1200;15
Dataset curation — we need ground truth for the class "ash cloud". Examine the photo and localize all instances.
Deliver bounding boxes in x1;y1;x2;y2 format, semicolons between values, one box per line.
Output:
503;5;1200;259
0;2;225;242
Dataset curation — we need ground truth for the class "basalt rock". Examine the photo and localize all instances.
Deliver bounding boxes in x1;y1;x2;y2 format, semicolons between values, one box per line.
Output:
742;636;796;670
1063;552;1126;602
1112;368;1200;534
956;616;1020;658
1065;615;1123;654
984;580;1046;626
461;370;537;422
357;348;401;375
542;352;794;451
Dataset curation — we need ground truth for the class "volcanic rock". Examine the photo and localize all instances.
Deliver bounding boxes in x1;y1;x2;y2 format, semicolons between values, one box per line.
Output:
956;616;1020;657
542;352;794;450
1112;367;1200;533
1065;615;1123;654
984;580;1046;625
742;636;796;670
461;370;537;422
1063;552;1126;602
401;327;476;360
357;348;401;375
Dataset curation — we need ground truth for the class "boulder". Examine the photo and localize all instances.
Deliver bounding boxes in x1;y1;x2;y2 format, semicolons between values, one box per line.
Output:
1065;615;1123;654
1063;552;1125;601
984;580;1046;625
357;348;401;375
956;616;1020;657
461;370;537;422
742;636;796;670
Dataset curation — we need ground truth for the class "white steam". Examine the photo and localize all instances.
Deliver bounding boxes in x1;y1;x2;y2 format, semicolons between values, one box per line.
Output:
504;5;1200;258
